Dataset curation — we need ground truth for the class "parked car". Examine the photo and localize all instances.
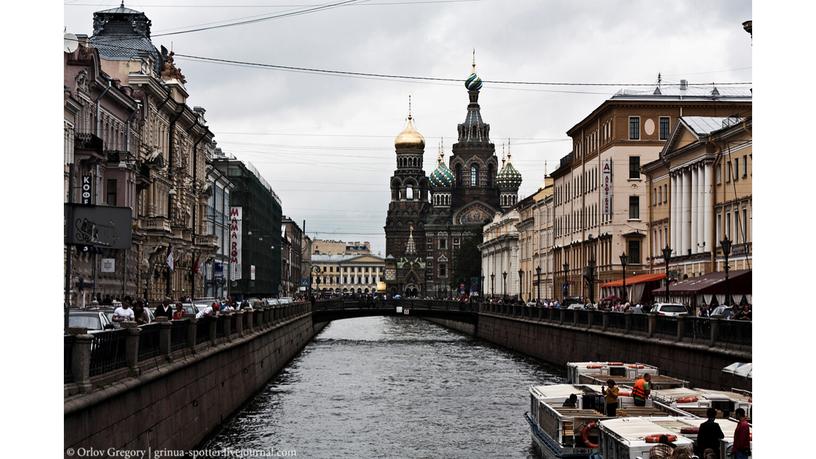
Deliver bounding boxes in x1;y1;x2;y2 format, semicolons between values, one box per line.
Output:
68;309;116;333
709;305;734;319
652;303;689;317
562;296;583;308
566;304;585;310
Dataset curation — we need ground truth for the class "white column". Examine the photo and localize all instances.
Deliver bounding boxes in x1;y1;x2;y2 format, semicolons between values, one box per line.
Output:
670;173;677;252
703;163;713;254
690;165;698;254
681;169;691;255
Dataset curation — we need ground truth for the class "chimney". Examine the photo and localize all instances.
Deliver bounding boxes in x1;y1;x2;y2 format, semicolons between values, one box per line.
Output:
680;80;688;91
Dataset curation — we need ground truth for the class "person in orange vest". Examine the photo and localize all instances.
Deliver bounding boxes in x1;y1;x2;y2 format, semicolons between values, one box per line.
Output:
631;373;652;406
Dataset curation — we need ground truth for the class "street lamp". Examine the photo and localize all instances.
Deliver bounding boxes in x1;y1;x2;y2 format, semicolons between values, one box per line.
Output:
721;236;732;307
518;269;523;302
502;271;507;298
490;273;495;297
584;258;596;304
662;245;672;303
480;274;485;298
562;262;569;300
619;252;628;303
535;265;542;304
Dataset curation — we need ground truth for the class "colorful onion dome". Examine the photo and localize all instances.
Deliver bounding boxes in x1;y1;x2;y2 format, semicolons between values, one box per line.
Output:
497;143;522;191
465;72;483;91
429;151;454;188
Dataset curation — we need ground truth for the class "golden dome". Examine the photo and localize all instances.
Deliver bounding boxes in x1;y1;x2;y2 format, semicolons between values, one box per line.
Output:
395;116;425;149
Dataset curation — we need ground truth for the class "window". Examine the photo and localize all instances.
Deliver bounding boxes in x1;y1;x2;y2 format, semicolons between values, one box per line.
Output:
726;211;731;238
727;162;732;182
655;187;660;206
470;164;479;187
629;196;640;219
629;156;640;179
439;238;447;249
663;184;668;204
734;211;740;243
717;212;722;242
743;208;748;242
105;179;117;206
629;117;640;140
439;263;447;277
405;186;414;200
716;164;722;184
734;158;739;182
659;117;670;140
743;155;748;177
627;239;641;265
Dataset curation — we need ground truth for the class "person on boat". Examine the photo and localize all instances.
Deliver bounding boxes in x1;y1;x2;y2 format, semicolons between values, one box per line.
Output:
562;394;578;408
602;379;619;416
632;373;652;406
647;435;676;458
732;408;751;459
695;407;725;458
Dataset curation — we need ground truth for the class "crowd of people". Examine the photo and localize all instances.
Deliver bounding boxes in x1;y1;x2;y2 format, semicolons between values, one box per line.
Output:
103;296;253;326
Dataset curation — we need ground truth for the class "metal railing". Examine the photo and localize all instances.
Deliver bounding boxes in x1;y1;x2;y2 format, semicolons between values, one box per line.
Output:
653;317;678;338
67;302;312;391
630;314;649;333
716;318;752;346
88;329;128;377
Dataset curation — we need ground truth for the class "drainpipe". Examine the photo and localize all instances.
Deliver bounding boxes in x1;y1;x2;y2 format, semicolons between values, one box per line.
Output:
189;118;208;302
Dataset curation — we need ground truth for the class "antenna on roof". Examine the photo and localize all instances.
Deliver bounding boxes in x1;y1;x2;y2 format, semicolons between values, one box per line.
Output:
653;72;662;95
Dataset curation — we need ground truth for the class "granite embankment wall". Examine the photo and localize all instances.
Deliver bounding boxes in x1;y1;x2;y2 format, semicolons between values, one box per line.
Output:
424;311;750;390
64;313;326;455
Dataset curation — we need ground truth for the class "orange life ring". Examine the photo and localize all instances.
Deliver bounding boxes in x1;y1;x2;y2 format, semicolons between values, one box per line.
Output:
675;396;699;403
608;361;624;366
628;364;645;369
645;434;678;443
586;364;604;369
580;421;600;449
680;427;699;434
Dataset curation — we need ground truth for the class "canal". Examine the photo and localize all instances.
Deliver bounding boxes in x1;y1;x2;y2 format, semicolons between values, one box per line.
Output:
202;316;565;457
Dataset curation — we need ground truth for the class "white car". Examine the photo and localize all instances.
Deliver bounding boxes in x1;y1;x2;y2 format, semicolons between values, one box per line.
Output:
652;303;688;317
709;305;734;319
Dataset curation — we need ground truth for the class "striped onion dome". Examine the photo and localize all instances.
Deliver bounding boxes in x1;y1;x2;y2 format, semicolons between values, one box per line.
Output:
497;157;522;191
465;71;483;91
429;153;454;188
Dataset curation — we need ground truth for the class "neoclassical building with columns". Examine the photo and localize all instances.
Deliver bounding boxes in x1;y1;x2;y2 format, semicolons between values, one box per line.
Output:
644;116;752;280
479;209;520;298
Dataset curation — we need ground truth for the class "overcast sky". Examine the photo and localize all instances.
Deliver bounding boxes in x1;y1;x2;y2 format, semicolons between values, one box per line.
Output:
64;0;751;256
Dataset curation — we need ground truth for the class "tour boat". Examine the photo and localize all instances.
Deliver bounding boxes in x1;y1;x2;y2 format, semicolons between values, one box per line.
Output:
567;361;687;389
526;384;609;459
649;387;752;420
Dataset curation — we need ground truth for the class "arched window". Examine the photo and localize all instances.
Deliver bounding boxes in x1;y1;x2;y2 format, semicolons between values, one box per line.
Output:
471;164;479;187
406;185;414;200
455;164;462;186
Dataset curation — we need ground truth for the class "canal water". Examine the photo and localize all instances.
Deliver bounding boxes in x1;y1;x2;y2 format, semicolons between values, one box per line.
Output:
202;316;564;457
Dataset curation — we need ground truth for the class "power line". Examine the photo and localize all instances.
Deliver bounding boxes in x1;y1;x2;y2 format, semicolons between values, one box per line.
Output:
66;0;478;7
151;0;364;37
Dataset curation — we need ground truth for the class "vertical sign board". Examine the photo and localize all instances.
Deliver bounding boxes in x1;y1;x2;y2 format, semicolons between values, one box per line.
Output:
602;158;613;218
80;175;93;252
250;265;256;281
229;207;242;280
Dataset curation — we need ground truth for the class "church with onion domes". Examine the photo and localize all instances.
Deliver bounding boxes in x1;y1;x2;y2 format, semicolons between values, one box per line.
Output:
383;60;522;297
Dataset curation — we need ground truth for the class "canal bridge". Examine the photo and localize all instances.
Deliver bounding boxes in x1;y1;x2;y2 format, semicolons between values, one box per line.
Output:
64;298;751;455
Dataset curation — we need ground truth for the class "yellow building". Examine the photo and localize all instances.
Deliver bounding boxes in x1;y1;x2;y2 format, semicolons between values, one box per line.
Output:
311;254;385;294
643;116;752;286
517;180;554;302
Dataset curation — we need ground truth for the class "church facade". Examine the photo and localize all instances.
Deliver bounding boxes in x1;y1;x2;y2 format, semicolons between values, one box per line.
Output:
383;65;522;297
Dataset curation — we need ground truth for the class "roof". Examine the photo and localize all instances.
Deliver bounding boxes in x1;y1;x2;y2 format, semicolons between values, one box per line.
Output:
601;272;666;288
651;269;751;295
681;116;739;136
311;254;384;263
612;85;752;100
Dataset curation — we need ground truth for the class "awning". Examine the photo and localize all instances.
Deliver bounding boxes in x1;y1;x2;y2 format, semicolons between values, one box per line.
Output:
601;272;666;288
723;362;752;379
652;269;751;296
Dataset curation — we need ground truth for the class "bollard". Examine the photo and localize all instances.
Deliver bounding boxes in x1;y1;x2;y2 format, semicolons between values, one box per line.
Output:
72;333;94;393
602;311;609;331
676;316;685;342
157;318;172;359
223;313;233;341
647;314;657;338
187;317;198;350
122;322;141;377
235;311;244;337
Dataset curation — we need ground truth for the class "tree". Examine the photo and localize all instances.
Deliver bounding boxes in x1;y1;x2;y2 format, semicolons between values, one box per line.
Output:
451;228;483;293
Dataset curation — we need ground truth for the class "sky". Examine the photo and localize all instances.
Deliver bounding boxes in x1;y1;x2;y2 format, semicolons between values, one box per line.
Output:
64;0;752;256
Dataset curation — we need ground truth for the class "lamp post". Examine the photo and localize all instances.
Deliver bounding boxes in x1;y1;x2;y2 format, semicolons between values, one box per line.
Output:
619;253;628;303
518;269;523;302
490;273;495;297
562;262;569;300
721;236;732;307
502;271;507;298
535;266;542;304
480;274;485;298
584;258;596;304
662;245;672;303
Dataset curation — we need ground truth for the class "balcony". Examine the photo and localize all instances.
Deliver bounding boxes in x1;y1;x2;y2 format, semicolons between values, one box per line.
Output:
74;133;104;160
195;234;219;247
140;217;171;233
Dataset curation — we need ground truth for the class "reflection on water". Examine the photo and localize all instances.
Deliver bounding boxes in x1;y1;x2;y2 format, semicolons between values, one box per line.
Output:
203;316;564;457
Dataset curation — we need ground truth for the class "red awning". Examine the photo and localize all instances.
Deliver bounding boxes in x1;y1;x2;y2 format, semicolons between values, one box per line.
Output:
600;272;666;288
